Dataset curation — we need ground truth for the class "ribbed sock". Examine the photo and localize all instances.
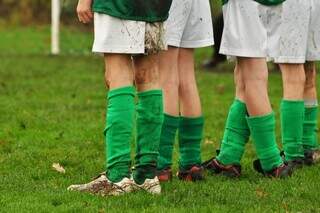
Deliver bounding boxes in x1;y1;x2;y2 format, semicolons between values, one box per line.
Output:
105;86;135;182
157;114;179;170
217;100;250;165
133;90;164;184
303;105;318;150
178;116;204;170
280;100;305;160
247;112;283;172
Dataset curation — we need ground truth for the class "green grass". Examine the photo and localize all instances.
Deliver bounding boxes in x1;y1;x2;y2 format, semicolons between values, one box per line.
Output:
0;27;320;213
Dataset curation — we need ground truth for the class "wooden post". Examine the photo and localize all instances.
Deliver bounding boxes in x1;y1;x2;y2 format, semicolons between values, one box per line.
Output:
51;0;60;55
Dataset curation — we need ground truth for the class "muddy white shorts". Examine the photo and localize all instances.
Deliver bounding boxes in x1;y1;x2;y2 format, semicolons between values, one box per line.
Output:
92;13;166;55
220;0;282;58
307;0;320;61
165;0;214;48
273;0;311;64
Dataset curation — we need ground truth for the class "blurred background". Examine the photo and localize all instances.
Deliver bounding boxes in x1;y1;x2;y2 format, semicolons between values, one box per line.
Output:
0;0;222;56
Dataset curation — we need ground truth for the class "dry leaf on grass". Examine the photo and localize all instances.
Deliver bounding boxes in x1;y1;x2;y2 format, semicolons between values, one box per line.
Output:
256;188;268;198
52;163;65;174
204;139;214;145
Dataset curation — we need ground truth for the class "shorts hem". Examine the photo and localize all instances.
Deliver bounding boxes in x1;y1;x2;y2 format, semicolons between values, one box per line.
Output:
167;39;214;48
92;45;144;54
306;57;320;62
219;47;266;58
273;56;306;64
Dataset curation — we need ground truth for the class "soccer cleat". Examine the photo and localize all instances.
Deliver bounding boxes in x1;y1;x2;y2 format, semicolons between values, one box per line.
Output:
132;176;161;195
253;161;293;178
156;168;173;182
202;157;241;178
304;149;320;165
67;173;133;196
177;165;205;181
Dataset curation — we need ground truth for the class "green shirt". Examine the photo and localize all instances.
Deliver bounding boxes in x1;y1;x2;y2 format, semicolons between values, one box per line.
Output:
93;0;173;22
222;0;285;5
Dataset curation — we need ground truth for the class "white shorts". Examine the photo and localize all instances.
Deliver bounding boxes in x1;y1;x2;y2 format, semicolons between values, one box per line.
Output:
92;13;166;54
220;0;282;58
165;0;214;48
307;0;320;61
273;0;311;64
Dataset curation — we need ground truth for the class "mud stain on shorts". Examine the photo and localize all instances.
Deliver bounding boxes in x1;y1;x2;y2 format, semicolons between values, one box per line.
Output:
144;22;167;55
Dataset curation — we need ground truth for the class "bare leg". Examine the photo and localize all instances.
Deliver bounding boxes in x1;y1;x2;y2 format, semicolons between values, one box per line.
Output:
179;48;202;117
238;57;271;116
159;47;180;116
304;62;318;101
279;64;305;100
133;54;160;91
234;62;245;102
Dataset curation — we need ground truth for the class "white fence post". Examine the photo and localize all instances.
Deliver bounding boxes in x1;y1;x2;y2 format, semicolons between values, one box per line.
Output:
51;0;60;55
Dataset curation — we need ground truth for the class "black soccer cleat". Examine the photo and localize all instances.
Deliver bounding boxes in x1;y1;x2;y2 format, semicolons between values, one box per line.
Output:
304;149;320;166
253;160;294;178
202;157;241;178
177;165;205;182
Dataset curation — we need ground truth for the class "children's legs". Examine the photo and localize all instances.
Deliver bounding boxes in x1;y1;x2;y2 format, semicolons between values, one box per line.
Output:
280;64;305;100
159;47;180;116
304;62;318;101
104;54;135;182
179;48;202;117
178;48;204;169
157;47;180;170
133;54;164;184
279;64;306;160
104;54;134;89
239;57;282;172
239;58;272;116
216;63;250;165
303;62;318;150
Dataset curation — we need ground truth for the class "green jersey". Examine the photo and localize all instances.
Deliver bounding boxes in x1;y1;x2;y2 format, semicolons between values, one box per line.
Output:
222;0;285;5
93;0;173;22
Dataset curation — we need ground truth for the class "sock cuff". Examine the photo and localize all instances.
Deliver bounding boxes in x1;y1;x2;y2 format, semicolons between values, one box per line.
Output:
281;99;305;112
281;99;305;105
107;86;135;99
246;112;275;125
179;116;204;126
164;114;180;126
234;99;246;106
233;99;248;114
304;99;318;108
137;89;162;98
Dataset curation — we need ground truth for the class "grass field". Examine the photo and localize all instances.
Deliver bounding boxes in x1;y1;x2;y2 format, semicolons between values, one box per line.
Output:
0;26;320;212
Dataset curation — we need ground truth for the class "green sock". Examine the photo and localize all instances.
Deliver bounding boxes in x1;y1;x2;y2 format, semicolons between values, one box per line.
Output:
133;90;164;184
157;114;179;170
178;116;204;170
281;100;305;160
217;99;250;165
105;86;135;183
247;112;283;172
303;106;318;150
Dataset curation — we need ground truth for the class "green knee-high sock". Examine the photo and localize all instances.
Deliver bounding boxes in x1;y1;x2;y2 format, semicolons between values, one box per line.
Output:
105;86;135;183
247;112;283;172
281;100;305;160
217;99;250;165
178;116;204;170
157;114;179;170
133;90;164;184
303;106;319;150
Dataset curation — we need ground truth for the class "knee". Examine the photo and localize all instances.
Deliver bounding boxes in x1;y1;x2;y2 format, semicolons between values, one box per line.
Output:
285;73;306;88
135;67;159;85
105;70;133;88
305;65;316;90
